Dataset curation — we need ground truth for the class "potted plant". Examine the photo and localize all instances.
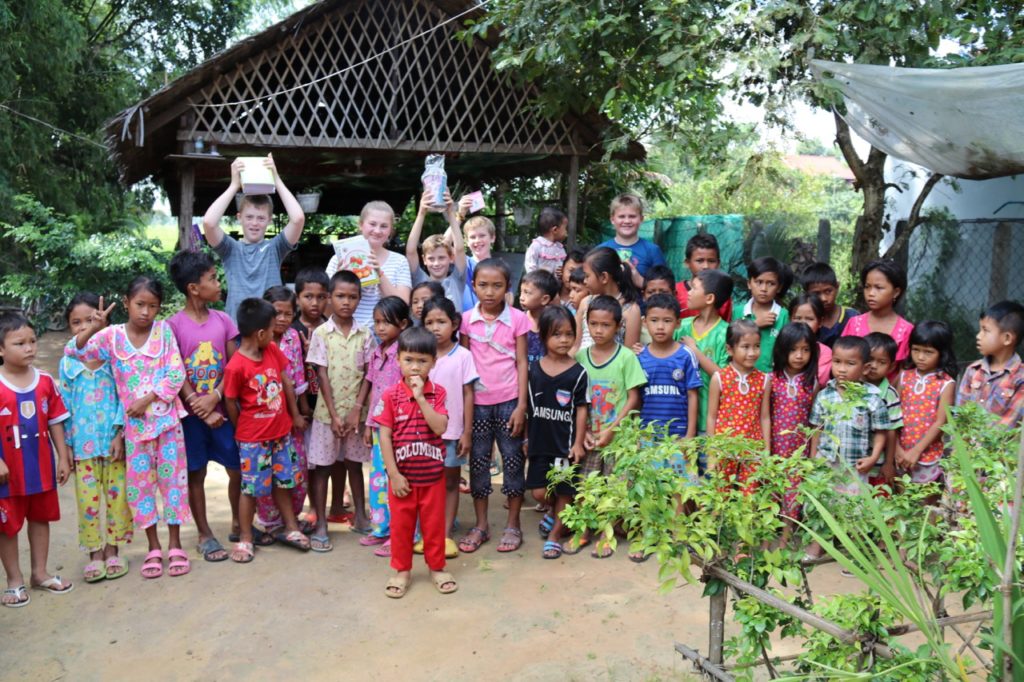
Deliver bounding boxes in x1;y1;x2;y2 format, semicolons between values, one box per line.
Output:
297;184;324;213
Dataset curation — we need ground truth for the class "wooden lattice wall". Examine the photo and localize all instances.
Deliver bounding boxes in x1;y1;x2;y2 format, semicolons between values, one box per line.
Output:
184;0;580;155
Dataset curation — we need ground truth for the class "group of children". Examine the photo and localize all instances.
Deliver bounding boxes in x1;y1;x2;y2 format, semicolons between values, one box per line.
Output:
3;163;1024;606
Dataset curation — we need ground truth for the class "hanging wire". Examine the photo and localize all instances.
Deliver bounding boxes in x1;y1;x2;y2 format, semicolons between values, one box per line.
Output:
0;103;107;150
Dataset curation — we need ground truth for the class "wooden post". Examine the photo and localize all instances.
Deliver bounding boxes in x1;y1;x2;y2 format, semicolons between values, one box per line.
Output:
708;587;727;664
178;162;195;251
817;218;831;263
494;182;506;252
566;154;580;252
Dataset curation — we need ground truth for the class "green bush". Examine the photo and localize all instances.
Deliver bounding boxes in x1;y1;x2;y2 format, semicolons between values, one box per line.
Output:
0;194;177;330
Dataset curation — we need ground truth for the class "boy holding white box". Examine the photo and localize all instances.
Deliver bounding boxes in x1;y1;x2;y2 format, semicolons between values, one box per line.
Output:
201;153;306;321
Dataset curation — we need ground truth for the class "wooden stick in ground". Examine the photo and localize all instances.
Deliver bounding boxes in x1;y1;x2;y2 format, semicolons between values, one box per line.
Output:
1000;427;1024;680
700;563;894;659
708;587;727;664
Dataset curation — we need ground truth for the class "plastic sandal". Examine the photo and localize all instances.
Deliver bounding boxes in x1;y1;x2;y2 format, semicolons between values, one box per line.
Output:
538;514;555;539
197;537;229;562
140;550;164;579
2;585;29;608
275;530;311;552
457;527;490;553
431;571;458;594
231;542;254;564
542;540;563;560
84;560;107;583
167;549;191;577
384;575;409;599
104;556;128;581
496;527;523;553
359;534;389;546
310;534;333;553
32;575;74;594
373;540;391;558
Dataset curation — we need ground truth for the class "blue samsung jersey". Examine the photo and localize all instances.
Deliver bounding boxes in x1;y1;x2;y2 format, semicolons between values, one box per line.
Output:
637;345;702;437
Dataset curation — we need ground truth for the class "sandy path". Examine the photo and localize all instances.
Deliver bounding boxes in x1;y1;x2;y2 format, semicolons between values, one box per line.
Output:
0;336;858;681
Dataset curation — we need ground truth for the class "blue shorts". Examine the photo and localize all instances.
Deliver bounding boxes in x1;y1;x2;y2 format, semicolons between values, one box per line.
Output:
182;415;240;473
443;440;466;468
238;435;300;498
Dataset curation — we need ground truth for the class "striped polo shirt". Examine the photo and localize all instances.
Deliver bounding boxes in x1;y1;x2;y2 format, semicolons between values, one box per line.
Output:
372;379;448;485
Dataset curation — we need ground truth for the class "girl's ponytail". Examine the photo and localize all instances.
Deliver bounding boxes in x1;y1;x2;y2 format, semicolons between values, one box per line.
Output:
585;246;641;306
616;260;641;306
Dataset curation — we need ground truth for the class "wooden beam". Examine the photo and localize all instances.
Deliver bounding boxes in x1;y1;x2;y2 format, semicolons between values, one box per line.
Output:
178;162;195;251
566;154;581;252
675;643;735;682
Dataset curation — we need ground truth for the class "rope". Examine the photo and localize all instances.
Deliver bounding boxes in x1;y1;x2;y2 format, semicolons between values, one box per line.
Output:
192;0;491;109
0;103;107;150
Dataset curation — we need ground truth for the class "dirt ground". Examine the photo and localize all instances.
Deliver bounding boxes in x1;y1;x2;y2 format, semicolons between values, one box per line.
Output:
0;336;863;681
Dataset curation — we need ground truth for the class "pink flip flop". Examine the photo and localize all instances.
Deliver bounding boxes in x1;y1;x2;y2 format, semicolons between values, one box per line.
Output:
359;534;389;547
167;548;191;577
373;540;392;557
140;549;164;579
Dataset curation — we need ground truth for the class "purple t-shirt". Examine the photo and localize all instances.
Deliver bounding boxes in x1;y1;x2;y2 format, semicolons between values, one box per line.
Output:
168;309;239;416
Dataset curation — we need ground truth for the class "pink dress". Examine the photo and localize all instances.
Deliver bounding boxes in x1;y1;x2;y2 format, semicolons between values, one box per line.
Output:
842;314;914;380
770;371;816;515
65;323;191;529
257;327;308;528
714;364;768;492
898;369;954;483
817;342;832;386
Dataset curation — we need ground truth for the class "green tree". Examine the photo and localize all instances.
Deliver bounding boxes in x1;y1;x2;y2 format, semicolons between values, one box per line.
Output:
473;0;1024;279
0;0;283;229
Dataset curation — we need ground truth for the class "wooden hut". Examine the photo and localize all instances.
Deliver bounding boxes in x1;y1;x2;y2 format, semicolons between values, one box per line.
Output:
104;0;643;249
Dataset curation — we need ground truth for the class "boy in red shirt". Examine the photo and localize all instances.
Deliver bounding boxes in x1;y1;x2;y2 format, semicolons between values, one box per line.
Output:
0;312;74;607
374;327;455;598
223;298;308;562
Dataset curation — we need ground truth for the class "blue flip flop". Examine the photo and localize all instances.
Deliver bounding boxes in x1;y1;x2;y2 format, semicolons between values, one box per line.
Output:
538;514;555;539
542;540;563;560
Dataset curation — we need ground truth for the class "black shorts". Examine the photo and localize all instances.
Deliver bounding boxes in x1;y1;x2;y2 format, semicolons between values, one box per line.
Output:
525;456;577;497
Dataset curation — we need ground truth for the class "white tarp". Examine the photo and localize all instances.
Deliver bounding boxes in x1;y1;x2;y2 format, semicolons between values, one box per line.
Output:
810;59;1024;179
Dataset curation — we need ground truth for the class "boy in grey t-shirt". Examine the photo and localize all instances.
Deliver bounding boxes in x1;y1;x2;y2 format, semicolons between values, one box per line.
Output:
201;153;305;320
405;190;465;311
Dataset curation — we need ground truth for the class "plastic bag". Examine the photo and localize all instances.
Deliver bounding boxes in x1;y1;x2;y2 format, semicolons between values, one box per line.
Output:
421;154;447;210
810;59;1024;179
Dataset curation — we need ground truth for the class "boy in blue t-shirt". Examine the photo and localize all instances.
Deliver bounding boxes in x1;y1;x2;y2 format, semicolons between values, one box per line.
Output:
637;294;702;473
598;193;667;289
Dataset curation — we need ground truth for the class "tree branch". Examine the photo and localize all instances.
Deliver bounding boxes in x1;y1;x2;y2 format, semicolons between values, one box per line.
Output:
882;172;944;260
833;110;865;186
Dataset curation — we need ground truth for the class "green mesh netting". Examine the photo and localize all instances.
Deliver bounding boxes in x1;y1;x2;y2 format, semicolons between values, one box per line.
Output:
599;215;748;282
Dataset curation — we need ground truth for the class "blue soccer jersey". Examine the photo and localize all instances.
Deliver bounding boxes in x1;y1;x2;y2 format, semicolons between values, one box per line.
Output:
638;345;702;437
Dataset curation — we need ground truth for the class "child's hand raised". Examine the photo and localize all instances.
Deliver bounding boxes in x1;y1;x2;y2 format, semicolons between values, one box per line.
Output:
457;194;474;218
418;190;434;215
407;375;426;401
230;158;245;189
88;297;116;335
263;152;278;178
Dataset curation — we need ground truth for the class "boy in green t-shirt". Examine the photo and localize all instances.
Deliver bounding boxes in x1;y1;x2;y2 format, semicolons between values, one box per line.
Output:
571;295;646;558
732;256;791;373
676;270;734;435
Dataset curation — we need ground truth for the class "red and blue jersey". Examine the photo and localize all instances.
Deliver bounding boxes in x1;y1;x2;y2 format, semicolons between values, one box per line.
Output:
0;369;69;498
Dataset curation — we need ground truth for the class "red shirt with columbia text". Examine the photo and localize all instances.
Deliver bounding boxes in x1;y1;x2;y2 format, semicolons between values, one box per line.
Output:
372;380;448;485
0;369;69;498
223;343;292;443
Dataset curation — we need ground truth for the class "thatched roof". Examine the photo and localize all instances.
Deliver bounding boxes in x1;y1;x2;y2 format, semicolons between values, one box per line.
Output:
105;0;644;215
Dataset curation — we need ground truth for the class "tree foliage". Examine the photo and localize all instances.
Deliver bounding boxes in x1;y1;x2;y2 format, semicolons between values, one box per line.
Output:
476;1;1024;276
0;0;280;229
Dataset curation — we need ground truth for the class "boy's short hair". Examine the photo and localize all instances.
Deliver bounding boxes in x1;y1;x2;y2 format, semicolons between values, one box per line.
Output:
236;298;275;337
422;234;454;257
610;193;644;217
330;270;362;295
566;248;587;265
0;311;32;350
168;250;217;294
569;268;586;285
239;195;273;214
983;300;1024;345
644;265;676;290
587;294;623;324
696;269;734;310
833;335;871;363
360;200;395;223
800;261;840;289
522;269;560;300
398;326;437;356
748;256;793;298
864;332;897;363
463;215;496;239
294;267;330;294
537;206;567;236
685;233;720;260
644;293;680;318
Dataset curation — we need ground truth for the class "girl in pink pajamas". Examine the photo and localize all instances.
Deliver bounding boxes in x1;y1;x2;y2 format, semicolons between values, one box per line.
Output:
67;277;192;580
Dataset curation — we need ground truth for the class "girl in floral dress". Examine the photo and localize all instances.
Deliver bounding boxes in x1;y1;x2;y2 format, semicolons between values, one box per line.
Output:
895;321;956;485
67;277;191;580
707;319;771;493
769;323;820;518
59;293;133;582
256;286;311;533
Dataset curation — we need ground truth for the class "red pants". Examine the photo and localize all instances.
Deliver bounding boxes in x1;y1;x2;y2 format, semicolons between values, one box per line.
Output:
389;479;446;572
